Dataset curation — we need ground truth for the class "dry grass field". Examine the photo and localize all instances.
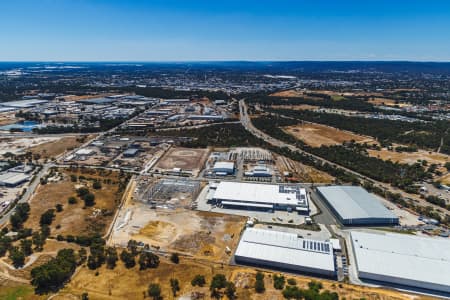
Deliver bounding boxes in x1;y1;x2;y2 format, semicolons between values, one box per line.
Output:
275;155;334;183
284;123;376;147
270;90;306;97
155;147;209;175
23;168;126;237
29;135;95;160
367;148;449;165
50;257;433;300
368;97;412;108
271;104;319;111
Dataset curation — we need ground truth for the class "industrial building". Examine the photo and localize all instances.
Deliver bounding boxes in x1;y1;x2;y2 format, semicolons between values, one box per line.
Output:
316;186;398;225
235;228;336;278
212;182;309;213
212;161;235;175
0;172;30;187
350;231;450;294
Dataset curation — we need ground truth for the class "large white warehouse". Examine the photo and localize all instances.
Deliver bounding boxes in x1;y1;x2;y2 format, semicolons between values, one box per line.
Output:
212;182;309;213
351;231;450;294
235;228;336;278
316;186;398;225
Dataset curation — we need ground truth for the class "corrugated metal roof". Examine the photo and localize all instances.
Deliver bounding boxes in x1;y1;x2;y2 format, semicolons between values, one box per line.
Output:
213;182;307;207
235;228;335;271
317;186;398;221
351;231;450;292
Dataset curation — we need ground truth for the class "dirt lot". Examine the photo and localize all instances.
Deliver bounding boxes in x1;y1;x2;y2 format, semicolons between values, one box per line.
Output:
29;135;95;160
155;147;209;176
275;155;334;183
111;199;245;262
367;148;449;165
0;137;63;156
284;123;376;147
24;168;127;237
53;257;432;300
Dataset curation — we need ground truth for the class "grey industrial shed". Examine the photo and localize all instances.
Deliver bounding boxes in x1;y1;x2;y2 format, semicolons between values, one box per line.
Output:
316;186;399;226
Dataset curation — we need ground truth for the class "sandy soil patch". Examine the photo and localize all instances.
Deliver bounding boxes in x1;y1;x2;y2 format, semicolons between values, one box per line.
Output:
367;149;449;165
111;201;245;262
284;123;375;147
155;147;209;176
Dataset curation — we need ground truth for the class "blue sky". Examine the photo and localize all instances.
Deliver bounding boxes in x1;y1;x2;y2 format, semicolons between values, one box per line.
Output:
1;0;450;61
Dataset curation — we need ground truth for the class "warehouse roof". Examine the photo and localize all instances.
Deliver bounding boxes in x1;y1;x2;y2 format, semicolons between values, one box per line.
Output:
0;172;30;186
235;228;335;272
213;161;234;170
213;182;307;207
351;231;450;292
317;186;397;221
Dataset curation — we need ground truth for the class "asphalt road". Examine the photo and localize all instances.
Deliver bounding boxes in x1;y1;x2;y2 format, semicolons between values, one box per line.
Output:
238;100;447;216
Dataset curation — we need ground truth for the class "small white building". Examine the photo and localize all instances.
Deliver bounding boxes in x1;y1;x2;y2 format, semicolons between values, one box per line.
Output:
212;161;235;175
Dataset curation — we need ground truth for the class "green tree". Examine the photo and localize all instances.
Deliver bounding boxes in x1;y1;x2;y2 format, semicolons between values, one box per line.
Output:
170;252;179;264
273;274;285;290
138;251;159;270
191;274;206;287
40;209;55;226
170;278;180;297
225;281;236;300
92;181;102;190
83;193;95;207
105;247;118;269
55;204;63;212
9;247;25;268
20;239;33;256
68;196;77;204
148;283;162;300
31;249;77;293
255;272;265;293
120;249;135;269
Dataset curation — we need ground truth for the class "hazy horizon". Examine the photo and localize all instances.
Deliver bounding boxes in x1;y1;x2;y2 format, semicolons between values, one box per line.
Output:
2;0;450;61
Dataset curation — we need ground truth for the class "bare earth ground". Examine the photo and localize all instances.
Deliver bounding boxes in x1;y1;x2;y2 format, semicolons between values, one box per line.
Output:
54;258;435;300
0;137;63;155
0;112;20;126
111;200;245;262
155;147;209;175
367;148;449;166
275;154;334;183
28;135;95;160
284;123;376;147
24;168;125;236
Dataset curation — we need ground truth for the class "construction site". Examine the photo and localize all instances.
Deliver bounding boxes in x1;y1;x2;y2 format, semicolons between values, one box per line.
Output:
110;176;245;261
